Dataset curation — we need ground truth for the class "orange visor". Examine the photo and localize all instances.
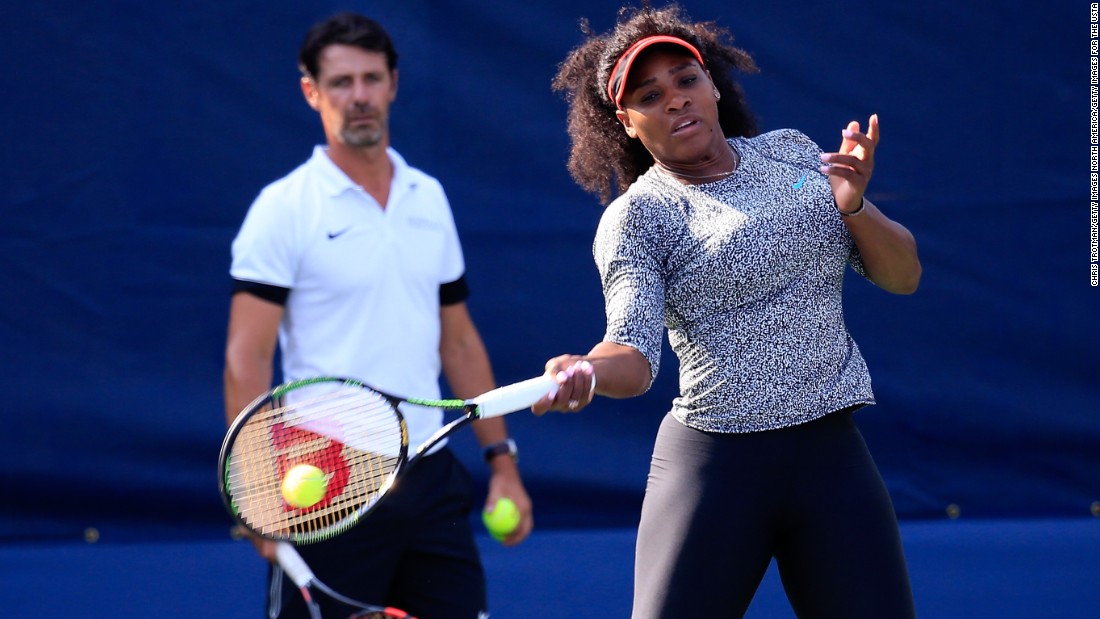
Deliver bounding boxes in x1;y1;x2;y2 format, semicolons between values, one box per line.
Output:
606;35;706;109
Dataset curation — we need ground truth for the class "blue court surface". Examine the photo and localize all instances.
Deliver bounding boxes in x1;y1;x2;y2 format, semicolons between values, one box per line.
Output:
2;518;1096;618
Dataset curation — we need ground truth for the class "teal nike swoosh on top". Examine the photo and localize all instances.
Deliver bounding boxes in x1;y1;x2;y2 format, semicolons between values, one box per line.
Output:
791;174;807;189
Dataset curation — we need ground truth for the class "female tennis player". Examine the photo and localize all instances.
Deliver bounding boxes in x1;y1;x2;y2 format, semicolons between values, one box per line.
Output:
534;4;920;618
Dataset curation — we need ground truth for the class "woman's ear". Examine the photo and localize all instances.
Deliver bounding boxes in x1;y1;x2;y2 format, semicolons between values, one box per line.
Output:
616;109;638;139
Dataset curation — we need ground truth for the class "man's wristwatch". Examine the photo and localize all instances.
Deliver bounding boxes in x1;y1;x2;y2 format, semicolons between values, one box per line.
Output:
483;438;518;464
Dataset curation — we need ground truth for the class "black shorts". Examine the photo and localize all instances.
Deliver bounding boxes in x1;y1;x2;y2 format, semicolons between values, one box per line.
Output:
268;448;488;619
632;409;915;619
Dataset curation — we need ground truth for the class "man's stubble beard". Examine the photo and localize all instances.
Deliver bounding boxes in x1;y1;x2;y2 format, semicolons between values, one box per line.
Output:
341;124;385;148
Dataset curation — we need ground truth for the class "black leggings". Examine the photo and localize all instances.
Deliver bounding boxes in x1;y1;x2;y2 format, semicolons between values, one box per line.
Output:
632;410;915;619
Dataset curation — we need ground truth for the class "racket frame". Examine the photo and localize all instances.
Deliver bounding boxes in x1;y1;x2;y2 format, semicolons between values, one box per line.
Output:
220;375;554;544
276;541;414;619
219;377;412;544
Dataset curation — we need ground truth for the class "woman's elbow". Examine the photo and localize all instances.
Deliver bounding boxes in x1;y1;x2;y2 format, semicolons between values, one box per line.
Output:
592;347;654;398
621;371;653;398
883;260;922;295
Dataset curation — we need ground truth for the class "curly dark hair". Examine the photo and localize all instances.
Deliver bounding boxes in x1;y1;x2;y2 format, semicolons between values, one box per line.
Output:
552;3;759;204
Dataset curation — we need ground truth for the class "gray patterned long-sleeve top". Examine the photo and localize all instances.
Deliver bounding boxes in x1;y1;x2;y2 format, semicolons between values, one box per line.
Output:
594;129;875;433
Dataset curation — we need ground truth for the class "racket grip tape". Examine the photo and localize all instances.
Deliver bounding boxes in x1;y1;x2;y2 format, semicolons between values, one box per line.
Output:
471;375;557;418
275;542;316;588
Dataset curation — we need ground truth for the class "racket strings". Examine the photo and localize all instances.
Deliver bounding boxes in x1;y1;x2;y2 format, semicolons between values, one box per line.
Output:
225;384;406;543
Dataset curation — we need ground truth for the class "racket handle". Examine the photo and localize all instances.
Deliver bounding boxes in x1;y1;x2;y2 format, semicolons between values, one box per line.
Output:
275;542;316;588
471;375;557;418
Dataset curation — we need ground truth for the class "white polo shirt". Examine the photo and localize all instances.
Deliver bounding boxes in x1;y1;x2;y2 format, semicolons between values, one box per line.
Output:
231;145;465;450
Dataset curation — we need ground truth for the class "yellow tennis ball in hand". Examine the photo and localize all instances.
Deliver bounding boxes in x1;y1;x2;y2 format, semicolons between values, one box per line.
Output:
482;497;521;542
281;464;328;508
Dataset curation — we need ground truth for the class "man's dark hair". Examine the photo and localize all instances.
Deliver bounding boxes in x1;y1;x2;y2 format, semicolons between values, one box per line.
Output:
298;12;399;79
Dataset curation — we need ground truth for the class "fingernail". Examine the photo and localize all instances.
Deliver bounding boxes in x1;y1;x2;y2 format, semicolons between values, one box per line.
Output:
556;371;568;382
843;130;854;138
819;166;830;174
819;153;828;161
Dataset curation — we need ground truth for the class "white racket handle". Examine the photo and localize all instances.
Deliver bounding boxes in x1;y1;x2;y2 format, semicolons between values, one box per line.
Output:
276;541;316;588
471;375;557;418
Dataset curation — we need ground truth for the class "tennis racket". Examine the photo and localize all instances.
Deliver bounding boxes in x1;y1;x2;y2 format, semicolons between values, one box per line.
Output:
219;375;554;544
276;541;415;619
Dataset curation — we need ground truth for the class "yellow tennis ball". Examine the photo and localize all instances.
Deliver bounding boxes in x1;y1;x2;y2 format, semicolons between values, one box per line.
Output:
281;464;328;508
482;497;521;541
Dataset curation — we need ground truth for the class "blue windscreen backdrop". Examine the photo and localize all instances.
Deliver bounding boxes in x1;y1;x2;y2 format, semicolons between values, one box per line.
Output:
1;0;1093;541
